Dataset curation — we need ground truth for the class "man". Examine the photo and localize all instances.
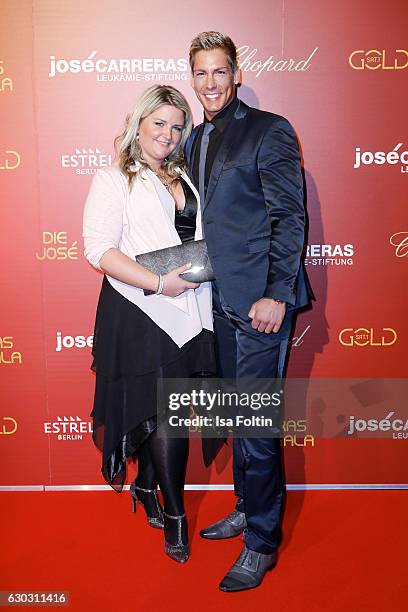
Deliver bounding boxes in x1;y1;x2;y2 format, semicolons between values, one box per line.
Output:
186;32;313;592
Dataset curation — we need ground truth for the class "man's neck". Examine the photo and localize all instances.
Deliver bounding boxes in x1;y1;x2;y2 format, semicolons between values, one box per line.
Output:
204;96;237;122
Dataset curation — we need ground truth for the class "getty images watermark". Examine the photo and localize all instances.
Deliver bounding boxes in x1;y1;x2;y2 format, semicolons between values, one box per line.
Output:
156;378;408;440
167;386;283;431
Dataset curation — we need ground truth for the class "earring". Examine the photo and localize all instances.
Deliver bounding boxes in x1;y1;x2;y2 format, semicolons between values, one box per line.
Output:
136;133;140;141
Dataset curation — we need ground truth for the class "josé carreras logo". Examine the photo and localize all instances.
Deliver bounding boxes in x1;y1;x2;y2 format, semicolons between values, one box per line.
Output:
349;49;408;70
354;144;408;174
305;244;354;267
36;231;78;261
61;148;113;175
56;331;93;352
348;412;408;441
49;51;188;82
339;328;397;347
44;416;93;441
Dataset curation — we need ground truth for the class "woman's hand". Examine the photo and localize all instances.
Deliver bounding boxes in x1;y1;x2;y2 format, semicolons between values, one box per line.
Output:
162;263;199;297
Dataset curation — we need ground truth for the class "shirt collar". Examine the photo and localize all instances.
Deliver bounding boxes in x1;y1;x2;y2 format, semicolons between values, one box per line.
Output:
204;97;239;133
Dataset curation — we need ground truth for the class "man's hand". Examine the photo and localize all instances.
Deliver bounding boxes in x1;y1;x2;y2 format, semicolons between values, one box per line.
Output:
248;298;286;333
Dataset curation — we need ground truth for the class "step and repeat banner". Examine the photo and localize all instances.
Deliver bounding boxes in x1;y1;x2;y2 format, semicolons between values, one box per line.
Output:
1;0;407;487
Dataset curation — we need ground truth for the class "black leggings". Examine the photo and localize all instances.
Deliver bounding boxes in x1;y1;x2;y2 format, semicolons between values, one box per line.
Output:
135;428;189;516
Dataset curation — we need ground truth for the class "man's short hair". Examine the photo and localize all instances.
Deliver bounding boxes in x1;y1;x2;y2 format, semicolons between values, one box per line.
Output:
189;31;238;73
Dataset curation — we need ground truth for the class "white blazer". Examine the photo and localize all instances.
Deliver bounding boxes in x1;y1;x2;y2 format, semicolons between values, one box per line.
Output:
83;164;213;347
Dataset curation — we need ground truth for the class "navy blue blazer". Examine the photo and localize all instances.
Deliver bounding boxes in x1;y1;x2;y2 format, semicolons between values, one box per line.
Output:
186;99;313;318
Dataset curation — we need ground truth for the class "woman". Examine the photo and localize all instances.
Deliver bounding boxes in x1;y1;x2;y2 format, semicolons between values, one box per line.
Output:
83;85;215;563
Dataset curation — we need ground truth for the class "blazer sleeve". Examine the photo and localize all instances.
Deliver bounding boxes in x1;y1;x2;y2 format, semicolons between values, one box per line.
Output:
82;167;125;270
257;116;305;305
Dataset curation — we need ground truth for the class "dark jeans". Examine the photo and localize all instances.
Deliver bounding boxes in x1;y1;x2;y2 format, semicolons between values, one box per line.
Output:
213;283;294;554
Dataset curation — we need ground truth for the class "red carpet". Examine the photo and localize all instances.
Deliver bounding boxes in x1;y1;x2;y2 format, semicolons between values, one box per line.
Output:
1;491;407;611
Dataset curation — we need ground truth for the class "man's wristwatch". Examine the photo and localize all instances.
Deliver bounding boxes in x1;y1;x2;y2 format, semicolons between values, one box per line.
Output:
272;298;285;304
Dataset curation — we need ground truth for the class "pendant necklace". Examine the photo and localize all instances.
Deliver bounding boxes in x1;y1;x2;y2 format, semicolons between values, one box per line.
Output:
152;167;172;194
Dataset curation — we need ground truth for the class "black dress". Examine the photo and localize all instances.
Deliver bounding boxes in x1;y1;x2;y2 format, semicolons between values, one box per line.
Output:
90;178;215;491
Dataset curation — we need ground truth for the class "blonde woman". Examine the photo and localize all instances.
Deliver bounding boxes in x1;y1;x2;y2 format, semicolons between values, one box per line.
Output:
83;85;215;563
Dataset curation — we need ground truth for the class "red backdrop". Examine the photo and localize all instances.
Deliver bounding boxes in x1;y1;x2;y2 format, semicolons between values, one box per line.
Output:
1;0;407;488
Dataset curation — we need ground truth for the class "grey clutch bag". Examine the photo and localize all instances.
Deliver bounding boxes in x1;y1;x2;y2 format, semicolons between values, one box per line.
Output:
135;239;215;286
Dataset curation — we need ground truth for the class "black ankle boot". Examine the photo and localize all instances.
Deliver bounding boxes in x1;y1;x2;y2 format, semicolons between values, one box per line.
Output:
163;511;189;563
129;482;164;529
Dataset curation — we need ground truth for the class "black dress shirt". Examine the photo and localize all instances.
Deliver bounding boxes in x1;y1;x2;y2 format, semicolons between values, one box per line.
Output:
191;97;239;197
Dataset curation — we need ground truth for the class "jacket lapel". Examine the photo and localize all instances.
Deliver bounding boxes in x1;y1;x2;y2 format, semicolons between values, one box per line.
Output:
185;126;200;175
204;100;249;211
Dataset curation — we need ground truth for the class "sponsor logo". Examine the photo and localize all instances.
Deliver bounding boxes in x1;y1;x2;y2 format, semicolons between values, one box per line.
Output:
283;419;307;433
0;337;22;365
283;435;314;447
349;49;408;70
238;45;318;78
55;331;93;352
44;416;93;441
0;150;20;170
35;231;78;261
61;148;113;175
305;244;354;266
338;328;397;347
292;325;311;347
390;232;408;258
0;60;13;92
48;51;188;82
0;417;18;435
354;144;408;174
348;412;408;440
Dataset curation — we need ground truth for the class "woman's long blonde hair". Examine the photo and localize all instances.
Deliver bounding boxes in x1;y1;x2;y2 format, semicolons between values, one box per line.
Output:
115;85;193;187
